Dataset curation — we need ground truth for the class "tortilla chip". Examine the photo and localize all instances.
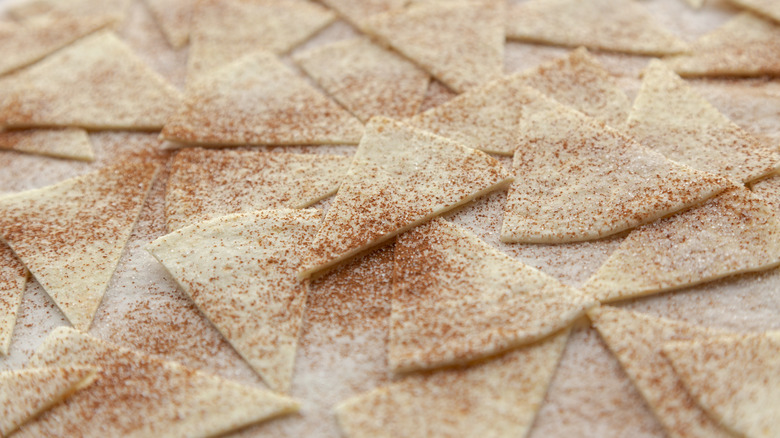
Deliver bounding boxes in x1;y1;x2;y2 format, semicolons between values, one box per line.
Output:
187;0;335;84
506;0;689;55
142;0;193;49
8;0;131;23
663;331;780;438
165;149;350;231
728;0;780;23
665;12;780;77
589;306;735;438
336;329;569;438
162;51;364;146
500;87;730;243
0;366;98;437
318;0;406;31
390;218;593;373
0;31;182;130
0;14;113;76
17;327;299;437
0;161;159;331
627;60;780;183
299;117;512;278
751;174;780;214
294;37;430;123
0;129;94;161
148;209;321;393
583;187;780;302
0;242;27;356
364;0;505;93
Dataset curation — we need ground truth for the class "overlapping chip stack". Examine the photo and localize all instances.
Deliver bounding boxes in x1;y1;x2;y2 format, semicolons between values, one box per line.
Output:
1;0;780;437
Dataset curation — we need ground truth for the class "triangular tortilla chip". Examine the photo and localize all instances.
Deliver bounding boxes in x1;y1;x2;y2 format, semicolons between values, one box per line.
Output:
0;31;182;130
0;14;113;76
582;187;780;302
390;218;594;373
0;161;159;331
336;329;570;438
506;0;689;55
187;0;335;84
0;129;94;161
0;242;27;356
299;117;512;278
293;37;430;123
148;209;321;393
665;12;780;77
165;148;350;231
663;332;780;438
589;306;735;438
8;0;131;23
319;0;406;31
142;0;193;48
18;327;299;437
728;0;780;23
500;87;730;243
364;0;505;93
162;51;364;146
0;365;98;437
627;60;780;183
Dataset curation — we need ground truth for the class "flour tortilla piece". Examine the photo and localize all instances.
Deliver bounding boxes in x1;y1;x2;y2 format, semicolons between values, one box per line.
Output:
163;51;364;146
0;129;94;161
336;329;570;438
8;0;131;23
165;149;350;231
627;60;780;183
751;173;780;214
294;37;430;123
364;0;505;93
148;209;321;393
0;365;98;437
318;0;406;31
187;0;335;85
142;0;193;48
583;187;780;303
0;242;27;356
516;47;632;130
390;218;594;373
17;327;299;438
0;14;113;76
0;161;159;331
728;0;780;23
506;0;689;55
299;116;512;279
0;31;182;130
665;12;780;77
500;87;730;243
663;332;780;438
588;306;735;438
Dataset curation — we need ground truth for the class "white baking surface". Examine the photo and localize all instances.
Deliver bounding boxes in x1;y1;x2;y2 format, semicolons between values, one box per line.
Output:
1;0;779;437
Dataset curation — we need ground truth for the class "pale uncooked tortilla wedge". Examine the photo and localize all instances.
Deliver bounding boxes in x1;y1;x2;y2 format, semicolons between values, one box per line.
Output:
364;0;505;93
582;187;780;303
0;365;97;437
299;117;512;278
318;0;406;31
162;51;364;146
506;0;689;55
665;12;780;77
187;0;335;84
336;329;570;438
0;242;27;356
142;0;193;48
728;0;780;23
0;129;94;161
0;161;159;331
500;87;730;243
16;327;299;438
627;60;780;183
588;306;734;438
390;218;594;373
0;31;182;130
294;37;430;123
0;14;112;76
663;332;780;438
8;0;131;23
165;149;350;231
148;209;321;393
